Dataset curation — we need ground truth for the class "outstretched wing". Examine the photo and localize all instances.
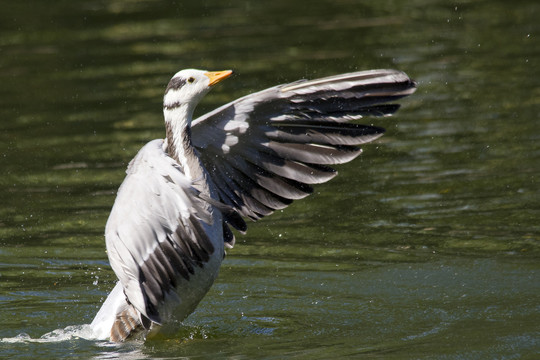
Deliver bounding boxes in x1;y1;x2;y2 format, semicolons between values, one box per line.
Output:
191;69;416;223
104;139;216;325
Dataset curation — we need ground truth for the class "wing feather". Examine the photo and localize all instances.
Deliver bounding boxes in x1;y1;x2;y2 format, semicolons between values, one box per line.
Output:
105;139;216;324
192;69;416;226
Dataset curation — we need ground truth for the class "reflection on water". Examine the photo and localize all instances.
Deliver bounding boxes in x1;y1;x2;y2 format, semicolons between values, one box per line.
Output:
1;0;539;358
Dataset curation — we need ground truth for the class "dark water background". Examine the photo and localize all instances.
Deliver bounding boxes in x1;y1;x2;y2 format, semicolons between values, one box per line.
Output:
1;0;539;358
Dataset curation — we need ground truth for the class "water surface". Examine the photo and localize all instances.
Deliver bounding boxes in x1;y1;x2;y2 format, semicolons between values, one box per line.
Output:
1;0;539;358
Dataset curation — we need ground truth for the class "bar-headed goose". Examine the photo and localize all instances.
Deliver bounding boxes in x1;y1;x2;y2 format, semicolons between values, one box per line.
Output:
90;68;416;341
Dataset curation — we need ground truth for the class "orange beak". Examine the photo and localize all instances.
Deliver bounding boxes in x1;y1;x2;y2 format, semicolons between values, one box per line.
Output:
204;70;233;86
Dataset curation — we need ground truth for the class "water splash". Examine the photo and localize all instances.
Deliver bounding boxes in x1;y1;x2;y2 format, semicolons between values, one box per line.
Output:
1;325;150;359
1;324;96;343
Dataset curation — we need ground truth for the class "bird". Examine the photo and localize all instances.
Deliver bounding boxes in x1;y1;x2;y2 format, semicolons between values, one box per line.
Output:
89;68;416;342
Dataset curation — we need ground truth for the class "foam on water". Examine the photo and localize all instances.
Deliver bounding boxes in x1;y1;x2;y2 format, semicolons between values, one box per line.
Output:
1;324;97;344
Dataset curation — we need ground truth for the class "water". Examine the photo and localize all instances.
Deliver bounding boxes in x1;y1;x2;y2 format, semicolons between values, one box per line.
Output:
1;0;539;358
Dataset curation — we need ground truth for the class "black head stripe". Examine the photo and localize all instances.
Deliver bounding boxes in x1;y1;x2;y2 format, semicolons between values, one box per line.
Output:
165;77;187;93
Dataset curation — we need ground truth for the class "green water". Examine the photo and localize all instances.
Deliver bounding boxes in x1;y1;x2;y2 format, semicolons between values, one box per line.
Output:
1;0;539;358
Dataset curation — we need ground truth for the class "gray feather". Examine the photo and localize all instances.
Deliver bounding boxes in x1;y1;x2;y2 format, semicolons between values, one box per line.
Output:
192;69;416;222
105;139;216;324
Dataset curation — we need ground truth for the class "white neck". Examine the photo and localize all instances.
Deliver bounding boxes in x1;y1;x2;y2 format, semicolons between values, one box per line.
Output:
164;102;196;179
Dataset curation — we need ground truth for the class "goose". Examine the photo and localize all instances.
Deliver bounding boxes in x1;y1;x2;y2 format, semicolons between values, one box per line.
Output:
90;68;416;341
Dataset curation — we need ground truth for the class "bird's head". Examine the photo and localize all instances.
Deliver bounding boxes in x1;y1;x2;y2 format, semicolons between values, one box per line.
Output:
163;69;233;110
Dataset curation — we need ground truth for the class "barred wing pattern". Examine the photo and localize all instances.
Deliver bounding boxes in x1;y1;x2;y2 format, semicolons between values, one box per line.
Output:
104;139;216;325
192;69;416;224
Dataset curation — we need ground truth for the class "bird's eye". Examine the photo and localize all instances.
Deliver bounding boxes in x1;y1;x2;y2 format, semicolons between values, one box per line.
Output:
187;77;195;83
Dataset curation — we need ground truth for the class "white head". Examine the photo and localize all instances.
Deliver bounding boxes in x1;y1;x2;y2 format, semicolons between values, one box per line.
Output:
163;69;233;111
162;69;232;175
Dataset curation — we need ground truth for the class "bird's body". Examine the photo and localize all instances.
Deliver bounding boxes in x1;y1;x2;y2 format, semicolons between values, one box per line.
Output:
90;68;416;341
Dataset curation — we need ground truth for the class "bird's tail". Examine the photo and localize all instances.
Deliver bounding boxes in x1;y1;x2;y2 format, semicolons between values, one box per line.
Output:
91;281;151;342
110;304;146;342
